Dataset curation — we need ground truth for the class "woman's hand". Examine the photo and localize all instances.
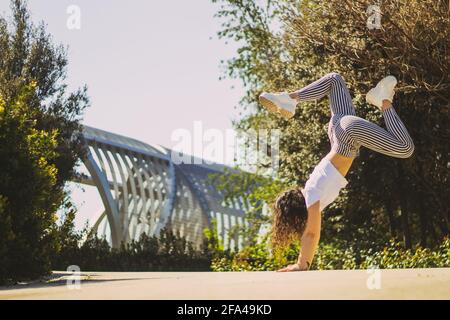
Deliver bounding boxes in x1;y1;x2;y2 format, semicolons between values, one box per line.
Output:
277;263;303;272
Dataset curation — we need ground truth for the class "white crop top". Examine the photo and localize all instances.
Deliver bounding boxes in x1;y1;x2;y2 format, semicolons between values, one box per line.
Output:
301;158;348;211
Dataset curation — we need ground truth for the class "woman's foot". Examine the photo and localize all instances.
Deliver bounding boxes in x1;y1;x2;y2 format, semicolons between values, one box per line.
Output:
259;92;297;119
366;76;397;109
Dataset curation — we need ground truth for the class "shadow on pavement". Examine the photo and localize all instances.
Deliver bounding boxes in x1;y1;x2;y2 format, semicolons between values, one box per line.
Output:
0;272;176;291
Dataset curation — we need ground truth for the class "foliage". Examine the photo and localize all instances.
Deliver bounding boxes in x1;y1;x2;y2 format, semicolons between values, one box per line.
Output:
211;0;449;250
210;169;289;248
0;0;89;185
0;83;61;284
0;0;88;284
211;237;450;271
202;218;227;256
52;212;216;272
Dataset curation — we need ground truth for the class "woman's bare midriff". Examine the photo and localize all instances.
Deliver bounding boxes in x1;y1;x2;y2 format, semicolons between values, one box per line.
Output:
324;151;354;177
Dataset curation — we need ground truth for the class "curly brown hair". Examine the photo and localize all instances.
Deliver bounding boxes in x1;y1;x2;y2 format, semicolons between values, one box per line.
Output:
270;187;308;252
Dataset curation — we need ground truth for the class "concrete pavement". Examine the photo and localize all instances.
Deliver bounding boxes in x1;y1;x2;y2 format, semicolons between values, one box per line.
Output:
1;268;449;300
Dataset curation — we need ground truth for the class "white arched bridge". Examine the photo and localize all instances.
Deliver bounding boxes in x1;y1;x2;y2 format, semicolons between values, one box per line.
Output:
77;126;252;249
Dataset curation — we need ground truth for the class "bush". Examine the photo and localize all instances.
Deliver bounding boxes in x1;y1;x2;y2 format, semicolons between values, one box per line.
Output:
211;237;450;271
359;238;450;269
0;84;61;284
0;0;88;285
51;224;216;272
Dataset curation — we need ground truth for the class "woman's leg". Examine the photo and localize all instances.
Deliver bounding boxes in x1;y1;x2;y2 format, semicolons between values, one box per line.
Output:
339;103;415;158
289;72;356;116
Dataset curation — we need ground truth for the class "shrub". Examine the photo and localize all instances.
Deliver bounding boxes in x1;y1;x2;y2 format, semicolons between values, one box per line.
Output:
210;237;450;271
51;226;215;272
0;84;61;284
0;0;88;284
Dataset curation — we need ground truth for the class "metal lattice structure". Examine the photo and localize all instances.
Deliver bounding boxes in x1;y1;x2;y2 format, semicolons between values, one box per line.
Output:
78;126;250;249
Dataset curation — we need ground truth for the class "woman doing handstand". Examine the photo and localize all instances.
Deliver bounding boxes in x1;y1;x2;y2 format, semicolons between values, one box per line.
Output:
259;73;414;272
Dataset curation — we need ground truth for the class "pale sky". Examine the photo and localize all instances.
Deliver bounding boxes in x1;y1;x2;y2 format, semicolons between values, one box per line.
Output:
0;0;249;229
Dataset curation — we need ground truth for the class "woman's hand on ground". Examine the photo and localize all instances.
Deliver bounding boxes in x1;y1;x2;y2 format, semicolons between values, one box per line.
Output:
277;263;303;272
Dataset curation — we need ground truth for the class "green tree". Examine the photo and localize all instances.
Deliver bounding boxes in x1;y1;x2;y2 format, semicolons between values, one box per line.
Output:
0;0;88;283
0;83;61;283
212;0;449;249
0;0;89;187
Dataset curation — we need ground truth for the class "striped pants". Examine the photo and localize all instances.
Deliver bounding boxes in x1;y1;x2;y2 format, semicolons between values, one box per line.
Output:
294;73;415;158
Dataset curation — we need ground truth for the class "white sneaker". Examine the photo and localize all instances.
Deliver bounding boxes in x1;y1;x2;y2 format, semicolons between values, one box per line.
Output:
259;92;297;119
366;76;397;109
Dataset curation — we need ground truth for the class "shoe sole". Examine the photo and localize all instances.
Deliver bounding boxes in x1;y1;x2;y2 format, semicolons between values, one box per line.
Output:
366;76;397;109
366;89;379;108
380;76;397;91
259;96;294;120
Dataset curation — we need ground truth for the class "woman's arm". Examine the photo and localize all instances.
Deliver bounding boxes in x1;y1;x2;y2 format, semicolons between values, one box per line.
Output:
297;201;321;270
278;201;321;272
